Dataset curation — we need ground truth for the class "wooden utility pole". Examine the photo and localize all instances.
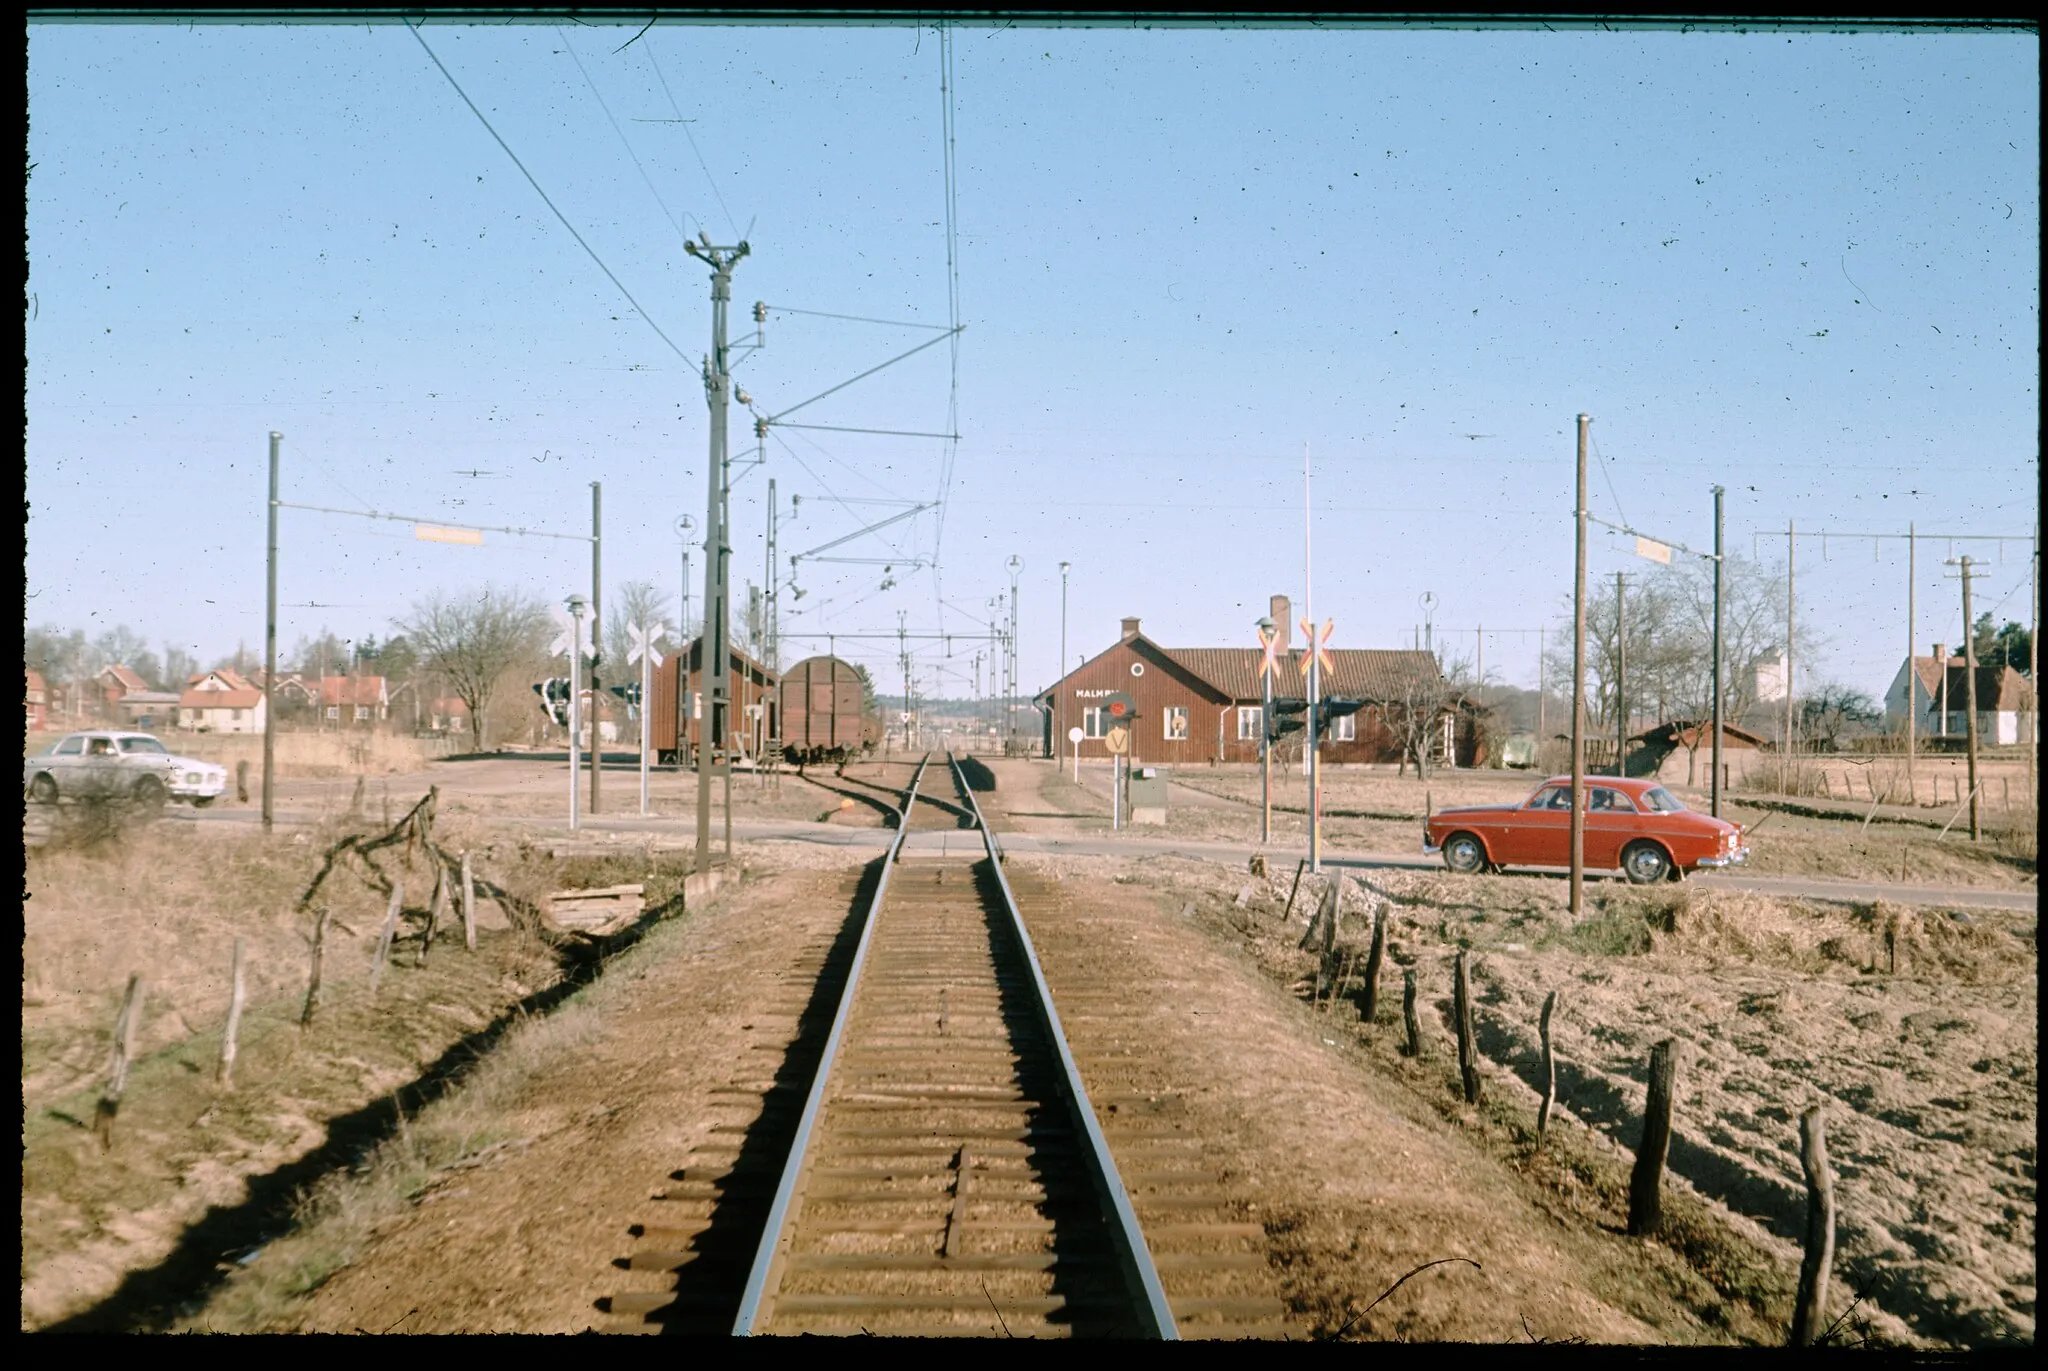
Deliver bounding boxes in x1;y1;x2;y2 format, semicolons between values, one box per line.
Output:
1906;523;1917;799
1614;572;1627;776
589;481;603;815
1710;485;1725;817
1570;414;1590;916
1783;519;1796;794
1958;556;1981;842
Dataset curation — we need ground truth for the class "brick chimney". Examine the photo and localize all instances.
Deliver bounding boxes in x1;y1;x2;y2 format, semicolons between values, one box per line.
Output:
1120;617;1142;642
1269;595;1291;647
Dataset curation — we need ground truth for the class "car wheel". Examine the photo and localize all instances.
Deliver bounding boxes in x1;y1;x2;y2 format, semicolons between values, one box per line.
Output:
29;772;59;805
1622;841;1672;886
1443;832;1489;875
132;774;168;813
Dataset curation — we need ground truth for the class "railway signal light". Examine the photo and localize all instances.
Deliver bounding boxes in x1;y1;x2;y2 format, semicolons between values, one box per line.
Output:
1269;697;1309;740
534;677;572;726
1315;697;1364;742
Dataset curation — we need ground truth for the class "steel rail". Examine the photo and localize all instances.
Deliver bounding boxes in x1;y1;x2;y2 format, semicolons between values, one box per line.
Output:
947;753;1181;1340
730;754;928;1336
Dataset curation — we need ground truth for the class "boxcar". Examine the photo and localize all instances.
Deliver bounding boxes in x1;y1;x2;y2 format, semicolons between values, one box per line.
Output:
777;656;877;766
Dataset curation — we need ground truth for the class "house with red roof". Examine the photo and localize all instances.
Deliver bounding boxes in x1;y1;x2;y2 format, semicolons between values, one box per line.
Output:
178;668;268;733
1033;597;1481;767
320;675;390;725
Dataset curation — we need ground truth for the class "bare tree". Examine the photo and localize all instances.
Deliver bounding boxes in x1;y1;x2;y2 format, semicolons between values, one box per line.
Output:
603;579;675;672
1382;650;1463;780
1541;556;1816;784
395;586;550;752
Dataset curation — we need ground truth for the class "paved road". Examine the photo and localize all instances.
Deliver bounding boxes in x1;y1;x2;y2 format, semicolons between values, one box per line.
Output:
108;761;2034;915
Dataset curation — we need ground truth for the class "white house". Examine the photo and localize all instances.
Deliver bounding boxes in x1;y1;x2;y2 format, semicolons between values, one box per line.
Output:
178;670;267;734
1885;647;2036;745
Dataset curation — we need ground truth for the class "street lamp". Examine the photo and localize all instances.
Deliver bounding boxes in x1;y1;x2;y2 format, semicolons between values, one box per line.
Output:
565;594;588;831
1258;614;1275;846
1059;561;1071;763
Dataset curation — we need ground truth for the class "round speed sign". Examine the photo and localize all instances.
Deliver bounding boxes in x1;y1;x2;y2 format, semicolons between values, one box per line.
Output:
1067;726;1085;744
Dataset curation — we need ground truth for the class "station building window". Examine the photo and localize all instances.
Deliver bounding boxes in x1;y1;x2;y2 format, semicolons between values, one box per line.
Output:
1236;706;1263;741
1163;706;1188;741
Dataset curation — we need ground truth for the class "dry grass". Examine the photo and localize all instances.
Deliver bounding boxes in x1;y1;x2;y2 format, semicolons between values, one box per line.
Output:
180;868;726;1333
20;802;691;1331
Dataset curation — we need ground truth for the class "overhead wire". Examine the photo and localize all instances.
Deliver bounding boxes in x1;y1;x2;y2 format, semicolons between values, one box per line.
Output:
408;22;691;366
643;37;741;240
556;26;692;248
931;22;964;633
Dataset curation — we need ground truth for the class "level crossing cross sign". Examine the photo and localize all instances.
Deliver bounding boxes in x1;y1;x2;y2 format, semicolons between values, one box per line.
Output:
626;622;667;669
1257;623;1285;680
1298;619;1334;678
549;609;595;661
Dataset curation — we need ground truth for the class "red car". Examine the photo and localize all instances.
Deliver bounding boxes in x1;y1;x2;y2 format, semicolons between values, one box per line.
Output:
1423;776;1748;884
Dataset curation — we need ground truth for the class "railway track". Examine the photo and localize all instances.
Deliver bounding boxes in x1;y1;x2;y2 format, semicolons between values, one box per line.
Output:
601;754;1282;1338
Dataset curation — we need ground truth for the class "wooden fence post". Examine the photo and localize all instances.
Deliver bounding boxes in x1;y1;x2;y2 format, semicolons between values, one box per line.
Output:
1300;875;1341;952
96;972;146;1149
1402;969;1423;1057
1536;990;1560;1152
1282;858;1308;922
301;907;331;1030
1453;951;1482;1104
370;879;404;999
461;851;477;952
235;759;250;804
1627;1039;1681;1236
217;937;247;1090
417;864;447;968
1358;904;1387;1023
1314;885;1341;996
1790;1107;1836;1346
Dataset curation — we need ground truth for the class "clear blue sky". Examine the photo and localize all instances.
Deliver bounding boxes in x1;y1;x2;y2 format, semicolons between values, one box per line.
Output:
26;20;2040;706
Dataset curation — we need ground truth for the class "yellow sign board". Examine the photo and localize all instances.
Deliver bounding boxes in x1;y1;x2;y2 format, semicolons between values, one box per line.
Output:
1634;535;1671;565
415;524;485;546
1105;725;1130;756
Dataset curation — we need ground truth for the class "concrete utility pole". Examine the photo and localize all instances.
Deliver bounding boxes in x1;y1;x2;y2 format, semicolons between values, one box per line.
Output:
263;431;281;834
765;478;780;676
1570;414;1590;916
1957;556;1982;842
589;481;602;814
1614;572;1627;777
685;235;748;874
1711;485;1725;817
1006;555;1023;756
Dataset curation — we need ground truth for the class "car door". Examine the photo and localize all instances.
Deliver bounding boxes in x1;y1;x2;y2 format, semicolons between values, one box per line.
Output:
1585;786;1637;869
80;735;126;794
1495;784;1571;865
42;735;87;792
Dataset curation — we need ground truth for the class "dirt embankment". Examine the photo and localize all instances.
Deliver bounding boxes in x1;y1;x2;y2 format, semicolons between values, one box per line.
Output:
1144;857;2033;1347
20;812;718;1332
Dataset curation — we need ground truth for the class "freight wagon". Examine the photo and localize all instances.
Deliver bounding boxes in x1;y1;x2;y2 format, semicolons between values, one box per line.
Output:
647;640;779;766
777;655;879;766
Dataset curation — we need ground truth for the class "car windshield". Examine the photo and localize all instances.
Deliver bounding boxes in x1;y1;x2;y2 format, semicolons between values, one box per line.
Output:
117;737;168;755
1641;787;1687;813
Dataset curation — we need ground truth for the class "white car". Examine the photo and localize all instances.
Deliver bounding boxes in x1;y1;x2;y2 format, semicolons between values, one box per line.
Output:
23;731;229;808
